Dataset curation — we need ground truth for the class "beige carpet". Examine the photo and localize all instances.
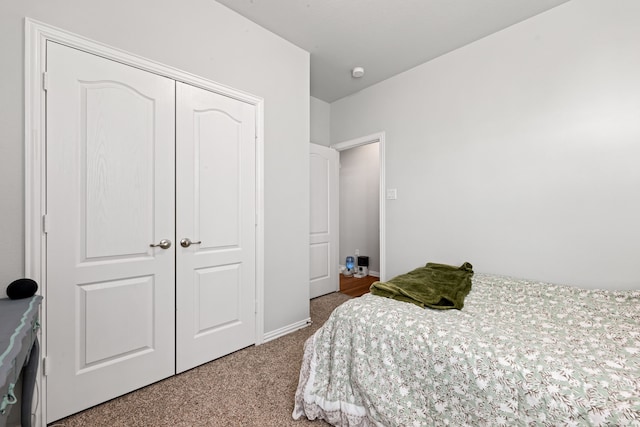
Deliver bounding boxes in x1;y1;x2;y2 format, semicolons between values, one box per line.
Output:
51;292;351;427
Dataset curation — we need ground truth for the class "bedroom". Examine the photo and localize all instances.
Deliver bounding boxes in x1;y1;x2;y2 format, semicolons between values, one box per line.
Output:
0;0;638;425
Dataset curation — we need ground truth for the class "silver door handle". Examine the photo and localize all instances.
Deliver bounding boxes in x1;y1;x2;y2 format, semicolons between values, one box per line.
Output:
149;239;172;249
180;238;202;248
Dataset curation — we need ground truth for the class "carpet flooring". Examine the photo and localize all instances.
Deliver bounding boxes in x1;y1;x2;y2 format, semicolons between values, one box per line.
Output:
51;292;351;427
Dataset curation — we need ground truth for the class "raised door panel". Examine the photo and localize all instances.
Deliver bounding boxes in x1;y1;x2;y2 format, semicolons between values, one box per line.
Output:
194;109;241;249
83;82;155;259
310;154;330;236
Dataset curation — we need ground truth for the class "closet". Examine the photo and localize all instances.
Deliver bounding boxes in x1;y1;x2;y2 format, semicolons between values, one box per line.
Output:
44;42;257;422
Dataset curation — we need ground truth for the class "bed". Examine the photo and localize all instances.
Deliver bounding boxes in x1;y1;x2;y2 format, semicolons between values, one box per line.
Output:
293;270;640;426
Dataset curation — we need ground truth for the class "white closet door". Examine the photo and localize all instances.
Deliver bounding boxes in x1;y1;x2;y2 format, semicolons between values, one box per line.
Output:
45;42;176;422
309;144;339;298
175;82;256;373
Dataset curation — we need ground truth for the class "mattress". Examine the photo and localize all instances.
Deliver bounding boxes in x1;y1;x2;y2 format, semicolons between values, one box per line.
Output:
293;273;640;426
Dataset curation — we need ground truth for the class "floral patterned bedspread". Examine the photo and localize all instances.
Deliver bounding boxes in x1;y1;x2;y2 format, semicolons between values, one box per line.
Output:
293;274;640;426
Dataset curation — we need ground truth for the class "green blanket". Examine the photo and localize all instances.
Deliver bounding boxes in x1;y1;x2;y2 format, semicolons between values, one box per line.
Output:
370;262;473;309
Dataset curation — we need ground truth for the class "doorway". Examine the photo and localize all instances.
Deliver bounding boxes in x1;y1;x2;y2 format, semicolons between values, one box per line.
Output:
333;132;386;287
339;142;380;279
308;133;385;299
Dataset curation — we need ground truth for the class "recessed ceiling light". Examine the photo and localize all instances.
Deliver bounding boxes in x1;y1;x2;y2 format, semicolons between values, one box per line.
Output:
352;67;365;78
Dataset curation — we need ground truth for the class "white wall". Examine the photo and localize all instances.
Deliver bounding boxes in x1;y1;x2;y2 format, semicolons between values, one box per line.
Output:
339;143;380;274
311;96;331;146
331;0;640;290
0;0;310;332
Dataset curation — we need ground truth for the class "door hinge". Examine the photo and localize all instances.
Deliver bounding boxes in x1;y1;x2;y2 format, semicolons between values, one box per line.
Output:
255;299;258;314
43;357;50;376
43;72;49;91
42;214;50;234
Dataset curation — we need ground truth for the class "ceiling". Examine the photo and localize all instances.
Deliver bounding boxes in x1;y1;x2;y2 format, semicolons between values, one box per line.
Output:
215;0;571;103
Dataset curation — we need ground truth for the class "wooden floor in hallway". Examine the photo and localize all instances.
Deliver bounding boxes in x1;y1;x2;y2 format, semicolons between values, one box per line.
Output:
340;274;379;297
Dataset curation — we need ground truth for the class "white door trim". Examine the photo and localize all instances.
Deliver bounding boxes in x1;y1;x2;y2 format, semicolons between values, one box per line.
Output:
331;132;387;282
25;18;265;425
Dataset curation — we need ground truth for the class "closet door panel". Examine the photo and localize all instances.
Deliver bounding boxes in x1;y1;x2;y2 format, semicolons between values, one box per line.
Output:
175;82;256;373
45;42;176;422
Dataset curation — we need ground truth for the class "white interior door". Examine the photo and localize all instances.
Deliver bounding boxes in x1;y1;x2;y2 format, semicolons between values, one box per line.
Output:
309;144;339;298
175;82;257;373
45;42;176;422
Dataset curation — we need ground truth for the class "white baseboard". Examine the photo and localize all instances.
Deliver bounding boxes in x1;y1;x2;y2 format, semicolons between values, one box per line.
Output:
262;318;311;343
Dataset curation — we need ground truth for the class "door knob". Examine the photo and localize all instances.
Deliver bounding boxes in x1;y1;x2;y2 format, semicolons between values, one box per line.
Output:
180;238;202;248
149;239;172;249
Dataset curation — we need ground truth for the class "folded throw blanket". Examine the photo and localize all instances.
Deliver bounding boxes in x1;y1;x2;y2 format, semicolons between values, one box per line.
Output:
370;262;473;310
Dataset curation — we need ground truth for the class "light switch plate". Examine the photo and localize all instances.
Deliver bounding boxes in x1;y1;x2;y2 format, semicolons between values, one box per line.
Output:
386;188;397;200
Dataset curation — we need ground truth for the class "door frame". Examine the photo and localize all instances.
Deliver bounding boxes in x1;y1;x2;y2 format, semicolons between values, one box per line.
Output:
331;132;386;282
24;18;265;425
